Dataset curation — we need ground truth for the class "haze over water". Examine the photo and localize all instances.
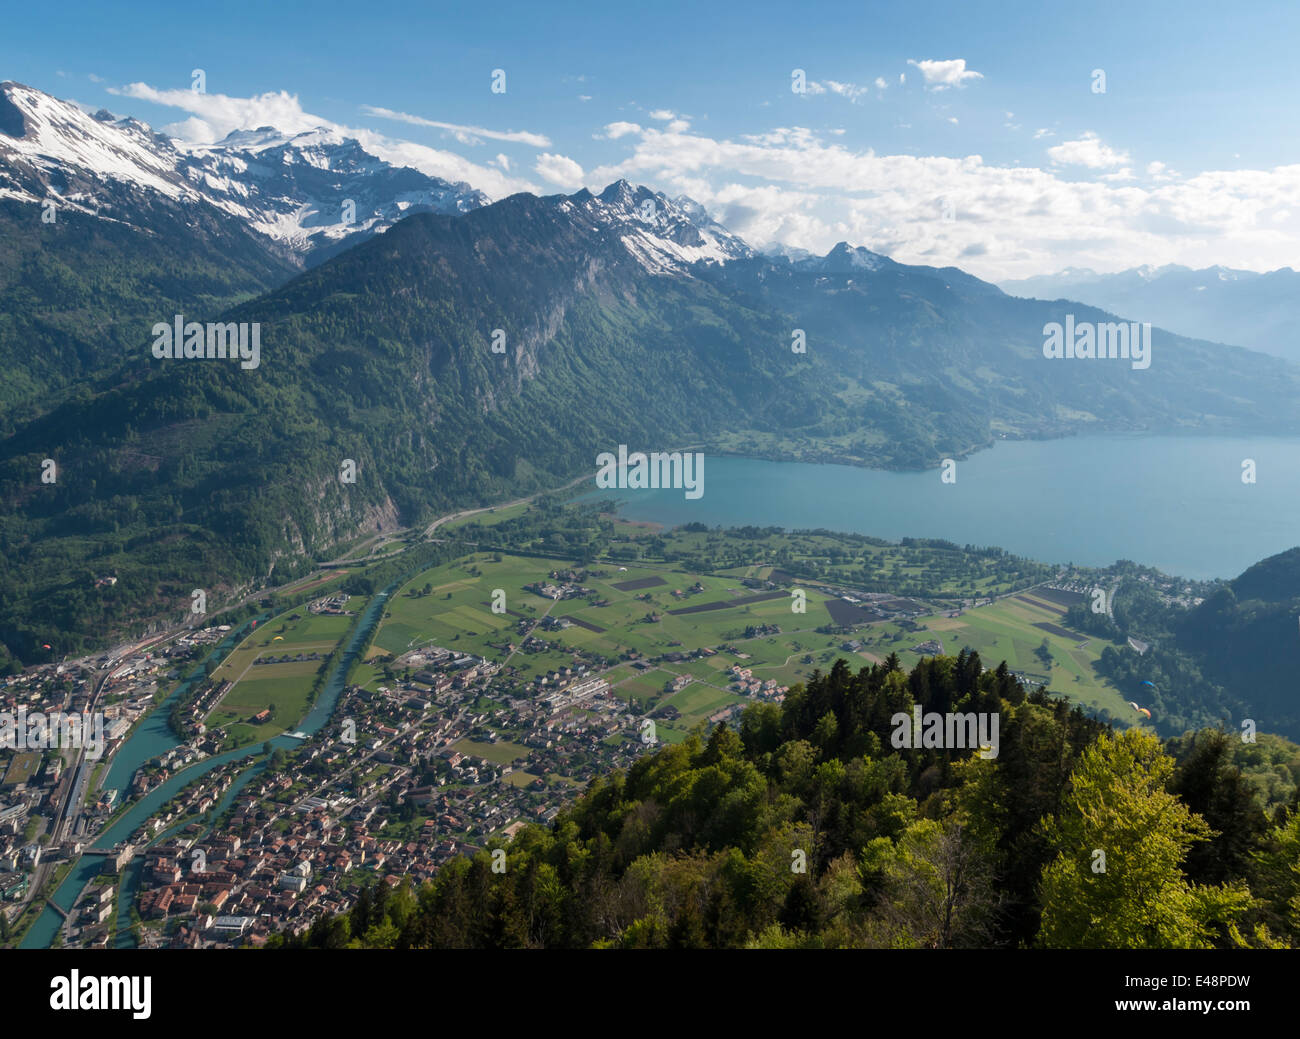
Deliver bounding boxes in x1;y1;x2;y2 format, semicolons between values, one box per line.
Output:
576;434;1300;581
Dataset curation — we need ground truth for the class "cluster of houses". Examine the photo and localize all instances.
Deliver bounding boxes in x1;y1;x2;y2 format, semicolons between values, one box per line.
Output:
910;639;945;656
525;575;593;601
727;665;788;701
55;637;652;946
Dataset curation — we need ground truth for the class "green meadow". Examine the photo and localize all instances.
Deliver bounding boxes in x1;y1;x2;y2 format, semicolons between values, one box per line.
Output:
321;535;1130;737
203;599;365;744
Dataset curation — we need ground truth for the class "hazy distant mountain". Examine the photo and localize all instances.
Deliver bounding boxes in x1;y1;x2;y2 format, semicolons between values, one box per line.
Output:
1001;263;1300;362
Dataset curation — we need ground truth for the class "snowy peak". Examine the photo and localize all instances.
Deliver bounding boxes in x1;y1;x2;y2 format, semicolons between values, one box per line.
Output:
0;81;488;260
174;125;488;256
763;242;815;264
574;179;754;274
796;241;891;274
0;80;190;203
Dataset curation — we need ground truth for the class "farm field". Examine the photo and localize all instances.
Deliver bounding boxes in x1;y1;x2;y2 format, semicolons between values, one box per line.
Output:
207;675;316;745
359;546;1132;733
366;552;853;692
203;598;365;745
441;502;531;531
864;593;1131;719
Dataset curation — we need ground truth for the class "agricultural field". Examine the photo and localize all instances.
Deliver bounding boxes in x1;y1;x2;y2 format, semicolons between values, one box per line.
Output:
440;502;531;532
272;569;349;599
359;542;1133;734
204;598;365;744
865;592;1131;719
207;676;317;745
366;552;850;690
643;526;1052;599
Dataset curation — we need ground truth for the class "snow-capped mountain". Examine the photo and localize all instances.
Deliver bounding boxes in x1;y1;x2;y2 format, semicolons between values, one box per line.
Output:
762;242;815;264
794;241;891;273
173;126;488;262
563;180;754;274
0;81;760;273
0;81;194;212
0;80;487;263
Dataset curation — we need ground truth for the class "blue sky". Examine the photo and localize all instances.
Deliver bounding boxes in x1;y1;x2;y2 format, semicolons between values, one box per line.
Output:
4;0;1299;278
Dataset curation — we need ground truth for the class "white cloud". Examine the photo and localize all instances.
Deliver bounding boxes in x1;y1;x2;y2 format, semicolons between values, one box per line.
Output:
825;80;871;101
110;82;539;198
803;79;878;102
1047;131;1130;169
113;83;323;137
585;118;1300;279
163;116;218;143
1033;128;1055;139
1146;160;1179;182
875;77;888;90
600;121;642;140
534;152;585;187
907;59;983;90
648;109;675;121
360;105;550;147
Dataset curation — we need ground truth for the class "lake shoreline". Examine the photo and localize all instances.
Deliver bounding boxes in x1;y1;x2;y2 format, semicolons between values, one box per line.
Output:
570;434;1300;581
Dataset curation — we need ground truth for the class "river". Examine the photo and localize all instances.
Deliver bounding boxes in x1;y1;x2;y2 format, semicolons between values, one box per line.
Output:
20;586;393;949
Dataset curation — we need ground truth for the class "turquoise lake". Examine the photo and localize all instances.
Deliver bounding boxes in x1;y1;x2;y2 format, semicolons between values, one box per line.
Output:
575;434;1300;581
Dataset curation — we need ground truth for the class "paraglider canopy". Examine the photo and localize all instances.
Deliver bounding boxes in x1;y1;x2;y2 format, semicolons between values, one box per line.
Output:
1139;707;1152;719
